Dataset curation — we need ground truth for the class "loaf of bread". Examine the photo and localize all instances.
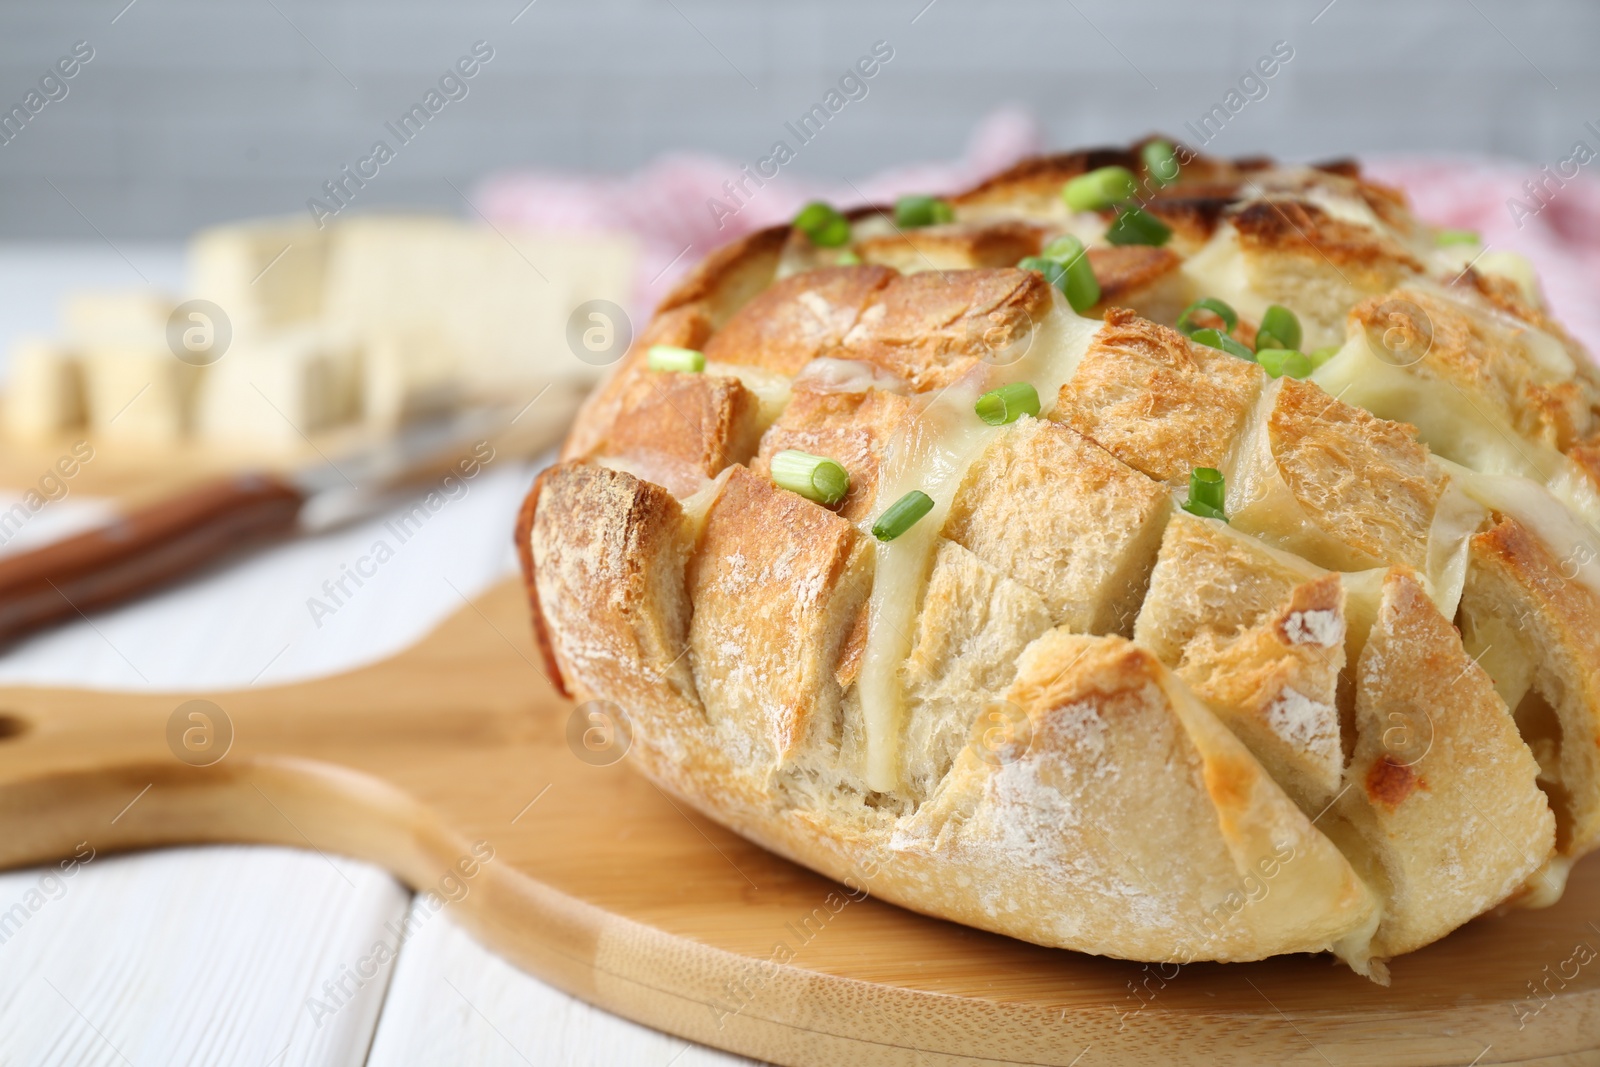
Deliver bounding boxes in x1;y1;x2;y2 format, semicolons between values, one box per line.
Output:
519;139;1600;981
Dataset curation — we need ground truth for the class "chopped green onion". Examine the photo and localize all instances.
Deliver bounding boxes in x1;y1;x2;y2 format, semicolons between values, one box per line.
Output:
1142;139;1180;187
1177;297;1239;336
1258;305;1302;352
1024;236;1099;313
793;201;851;247
647;345;705;373
1436;228;1480;247
1040;235;1084;262
1256;348;1315;379
1018;256;1067;291
975;382;1041;426
1308;345;1341;369
835;249;862;266
1184;467;1228;522
771;449;850;506
1105;205;1173;247
871;490;934;542
1063;166;1138;212
1190;327;1255;361
894;195;955;228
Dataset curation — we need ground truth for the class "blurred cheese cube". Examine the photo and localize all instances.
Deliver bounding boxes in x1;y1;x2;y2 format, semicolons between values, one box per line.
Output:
323;217;636;399
361;331;461;430
189;219;328;342
22;215;637;452
64;290;191;445
82;346;198;446
196;327;358;450
64;290;174;351
4;337;84;442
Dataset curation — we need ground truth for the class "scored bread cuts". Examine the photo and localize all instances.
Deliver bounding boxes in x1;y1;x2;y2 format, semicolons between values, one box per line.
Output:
519;138;1600;981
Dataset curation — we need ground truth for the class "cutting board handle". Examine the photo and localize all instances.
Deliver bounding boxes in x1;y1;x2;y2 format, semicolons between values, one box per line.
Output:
0;473;304;646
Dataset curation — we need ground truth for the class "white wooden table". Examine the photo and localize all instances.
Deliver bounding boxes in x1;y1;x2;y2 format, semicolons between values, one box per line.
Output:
0;245;759;1067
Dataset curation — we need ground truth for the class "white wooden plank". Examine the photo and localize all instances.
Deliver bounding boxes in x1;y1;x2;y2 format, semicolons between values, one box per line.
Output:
367;908;763;1067
0;845;409;1067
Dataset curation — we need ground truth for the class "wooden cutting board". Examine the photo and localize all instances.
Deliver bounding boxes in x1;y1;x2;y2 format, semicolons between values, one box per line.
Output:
0;578;1595;1066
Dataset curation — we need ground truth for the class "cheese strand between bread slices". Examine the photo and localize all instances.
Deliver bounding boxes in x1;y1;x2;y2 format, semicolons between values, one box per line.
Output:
1445;459;1600;603
857;293;1101;792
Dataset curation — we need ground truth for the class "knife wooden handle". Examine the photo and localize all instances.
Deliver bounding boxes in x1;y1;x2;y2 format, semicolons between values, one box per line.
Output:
0;473;305;646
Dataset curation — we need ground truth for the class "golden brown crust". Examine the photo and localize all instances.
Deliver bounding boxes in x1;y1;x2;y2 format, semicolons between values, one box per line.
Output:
1352;287;1594;453
1266;377;1445;570
522;137;1600;973
1460;519;1600;857
702;264;1052;392
751;382;916;523
598;371;762;497
839;268;1052;392
1568;439;1600;491
1181;574;1346;807
529;462;696;713
687;466;868;769
656;224;790;324
1333;568;1555;957
702;265;896;376
943;417;1171;634
562;303;717;463
1134;513;1342;815
856;220;1044;273
898;629;1377;962
1232;199;1422;277
514;464;569;698
1355;178;1416;235
1464;268;1585;362
1085;246;1182;306
1310;157;1362;179
951;147;1140;207
1054;307;1265;485
1144;192;1241;249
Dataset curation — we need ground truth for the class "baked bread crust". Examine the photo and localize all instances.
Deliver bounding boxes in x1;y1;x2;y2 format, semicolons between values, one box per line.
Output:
524;139;1600;979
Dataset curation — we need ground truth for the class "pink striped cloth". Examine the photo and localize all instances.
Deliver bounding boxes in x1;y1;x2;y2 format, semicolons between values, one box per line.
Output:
476;111;1600;354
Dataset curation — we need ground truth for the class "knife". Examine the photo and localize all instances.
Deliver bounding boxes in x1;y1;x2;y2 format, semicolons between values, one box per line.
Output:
0;390;578;647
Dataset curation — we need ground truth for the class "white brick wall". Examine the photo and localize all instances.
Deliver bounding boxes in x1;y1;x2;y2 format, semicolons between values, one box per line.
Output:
0;0;1593;237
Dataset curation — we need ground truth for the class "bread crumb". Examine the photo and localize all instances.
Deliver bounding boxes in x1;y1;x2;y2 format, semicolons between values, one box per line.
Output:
1282;608;1344;648
1266;689;1340;761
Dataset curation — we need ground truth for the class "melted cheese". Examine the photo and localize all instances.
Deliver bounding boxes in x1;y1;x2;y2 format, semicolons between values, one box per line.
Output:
1302;185;1384;231
679;465;735;533
856;292;1101;791
1224;378;1483;615
704;359;792;429
1178;224;1272;327
791;356;908;395
1444;458;1600;603
1311;332;1560;484
1310;287;1600;531
1413;276;1573;380
1425;476;1487;618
